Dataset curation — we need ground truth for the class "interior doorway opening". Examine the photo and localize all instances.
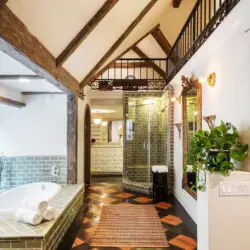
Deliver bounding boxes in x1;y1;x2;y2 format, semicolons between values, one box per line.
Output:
90;97;123;184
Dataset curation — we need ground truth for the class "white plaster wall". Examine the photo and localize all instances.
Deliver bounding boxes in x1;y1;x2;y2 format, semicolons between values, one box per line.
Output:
7;0;106;57
0;84;24;103
198;172;250;250
170;0;250;223
77;86;91;184
159;0;196;45
0;95;67;156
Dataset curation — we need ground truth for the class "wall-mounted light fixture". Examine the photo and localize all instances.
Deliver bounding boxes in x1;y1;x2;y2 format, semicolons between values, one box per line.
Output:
203;115;216;129
174;123;182;139
171;95;181;103
199;72;216;87
92;111;102;125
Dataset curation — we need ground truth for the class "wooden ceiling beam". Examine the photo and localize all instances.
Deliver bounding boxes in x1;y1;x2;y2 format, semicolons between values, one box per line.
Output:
132;46;165;78
79;0;159;89
0;6;79;94
22;92;65;95
0;0;7;9
56;0;119;67
151;26;179;65
0;96;25;108
173;0;182;8
0;75;42;80
110;62;151;68
88;24;160;82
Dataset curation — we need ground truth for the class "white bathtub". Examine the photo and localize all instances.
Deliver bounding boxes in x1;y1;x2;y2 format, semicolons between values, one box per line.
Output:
0;182;62;221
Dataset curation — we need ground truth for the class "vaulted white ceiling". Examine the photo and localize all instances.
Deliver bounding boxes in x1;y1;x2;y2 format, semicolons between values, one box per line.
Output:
6;0;196;87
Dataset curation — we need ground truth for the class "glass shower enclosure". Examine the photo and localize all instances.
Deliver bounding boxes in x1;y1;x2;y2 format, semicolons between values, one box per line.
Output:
123;93;166;188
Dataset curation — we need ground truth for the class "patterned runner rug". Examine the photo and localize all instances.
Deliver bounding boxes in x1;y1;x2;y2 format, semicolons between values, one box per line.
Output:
91;205;169;248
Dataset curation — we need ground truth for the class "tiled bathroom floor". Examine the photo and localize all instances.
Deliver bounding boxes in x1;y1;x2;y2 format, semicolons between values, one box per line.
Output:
60;179;197;250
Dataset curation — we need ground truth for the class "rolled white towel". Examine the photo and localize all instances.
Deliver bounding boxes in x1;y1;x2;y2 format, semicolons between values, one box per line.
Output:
186;165;194;173
43;206;57;221
15;208;43;226
152;165;168;173
21;197;48;213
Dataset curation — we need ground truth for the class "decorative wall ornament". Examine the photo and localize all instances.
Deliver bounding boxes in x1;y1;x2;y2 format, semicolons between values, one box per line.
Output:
180;75;198;96
174;123;182;139
203;115;216;129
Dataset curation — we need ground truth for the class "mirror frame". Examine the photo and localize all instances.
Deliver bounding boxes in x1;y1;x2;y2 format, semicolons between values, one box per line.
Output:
182;81;202;200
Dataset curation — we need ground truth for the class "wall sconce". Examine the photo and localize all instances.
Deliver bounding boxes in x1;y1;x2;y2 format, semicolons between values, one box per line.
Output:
203;115;216;129
171;95;181;103
174;123;182;139
199;72;216;87
92;111;102;125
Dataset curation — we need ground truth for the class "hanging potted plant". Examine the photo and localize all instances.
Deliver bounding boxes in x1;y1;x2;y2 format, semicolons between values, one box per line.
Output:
185;121;248;191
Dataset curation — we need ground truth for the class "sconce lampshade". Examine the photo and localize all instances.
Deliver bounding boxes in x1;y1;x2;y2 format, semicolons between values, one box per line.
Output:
93;118;102;125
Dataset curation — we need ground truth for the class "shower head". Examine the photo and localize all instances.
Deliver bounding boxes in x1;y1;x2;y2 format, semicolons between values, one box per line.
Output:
161;104;168;112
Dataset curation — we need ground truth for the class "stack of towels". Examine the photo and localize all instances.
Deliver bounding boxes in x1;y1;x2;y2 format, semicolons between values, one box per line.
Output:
15;198;57;226
152;165;169;173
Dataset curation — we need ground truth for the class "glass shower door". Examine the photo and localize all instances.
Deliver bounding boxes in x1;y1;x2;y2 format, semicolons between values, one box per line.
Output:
125;96;161;184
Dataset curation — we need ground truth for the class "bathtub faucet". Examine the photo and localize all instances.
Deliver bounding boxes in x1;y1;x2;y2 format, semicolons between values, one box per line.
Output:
41;184;46;191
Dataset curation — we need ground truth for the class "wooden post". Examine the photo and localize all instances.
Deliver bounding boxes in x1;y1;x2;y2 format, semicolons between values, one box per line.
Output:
67;94;78;184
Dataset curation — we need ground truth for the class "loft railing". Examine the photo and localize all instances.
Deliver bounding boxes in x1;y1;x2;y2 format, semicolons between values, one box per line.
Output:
91;0;240;91
166;0;240;82
91;58;167;91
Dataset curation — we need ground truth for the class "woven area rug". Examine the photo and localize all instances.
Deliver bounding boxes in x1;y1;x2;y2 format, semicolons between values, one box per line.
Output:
91;205;169;248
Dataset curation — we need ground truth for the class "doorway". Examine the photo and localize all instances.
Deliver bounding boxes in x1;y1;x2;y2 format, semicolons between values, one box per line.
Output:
84;105;91;184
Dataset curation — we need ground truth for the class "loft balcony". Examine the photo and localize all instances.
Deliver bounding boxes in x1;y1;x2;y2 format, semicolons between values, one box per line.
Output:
90;0;240;91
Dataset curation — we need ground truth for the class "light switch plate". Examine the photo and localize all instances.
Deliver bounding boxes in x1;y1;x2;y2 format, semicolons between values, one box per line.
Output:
220;182;250;196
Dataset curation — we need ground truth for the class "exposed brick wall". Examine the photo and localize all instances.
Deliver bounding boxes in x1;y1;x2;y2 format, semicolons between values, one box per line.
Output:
167;86;175;192
1;155;67;187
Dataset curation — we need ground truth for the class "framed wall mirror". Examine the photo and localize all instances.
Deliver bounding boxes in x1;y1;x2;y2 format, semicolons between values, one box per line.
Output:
181;76;202;199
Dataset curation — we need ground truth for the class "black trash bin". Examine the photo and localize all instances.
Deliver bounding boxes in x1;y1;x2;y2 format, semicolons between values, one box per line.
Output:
152;171;168;201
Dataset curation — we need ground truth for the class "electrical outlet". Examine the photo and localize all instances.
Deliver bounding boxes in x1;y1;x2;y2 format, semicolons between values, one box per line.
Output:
220;182;250;196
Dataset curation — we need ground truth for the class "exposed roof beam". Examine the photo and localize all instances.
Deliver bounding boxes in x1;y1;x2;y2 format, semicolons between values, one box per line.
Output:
110;62;151;68
0;95;25;108
151;26;179;65
22;92;65;95
56;0;119;67
132;46;165;78
83;24;160;84
80;0;159;89
0;75;42;80
173;0;182;8
0;6;79;95
0;0;7;9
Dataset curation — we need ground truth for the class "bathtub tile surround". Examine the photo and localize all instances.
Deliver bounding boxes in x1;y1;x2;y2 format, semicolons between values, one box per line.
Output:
0;184;84;250
1;155;67;187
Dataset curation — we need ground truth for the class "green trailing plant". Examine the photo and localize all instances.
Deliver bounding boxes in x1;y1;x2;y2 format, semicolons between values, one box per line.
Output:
185;121;248;191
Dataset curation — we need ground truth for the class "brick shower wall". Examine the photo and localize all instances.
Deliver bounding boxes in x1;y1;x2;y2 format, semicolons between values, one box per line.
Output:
166;86;174;192
1;155;67;187
123;91;174;192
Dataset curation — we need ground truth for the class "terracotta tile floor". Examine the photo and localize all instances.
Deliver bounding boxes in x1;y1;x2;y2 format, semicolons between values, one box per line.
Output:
59;179;197;250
